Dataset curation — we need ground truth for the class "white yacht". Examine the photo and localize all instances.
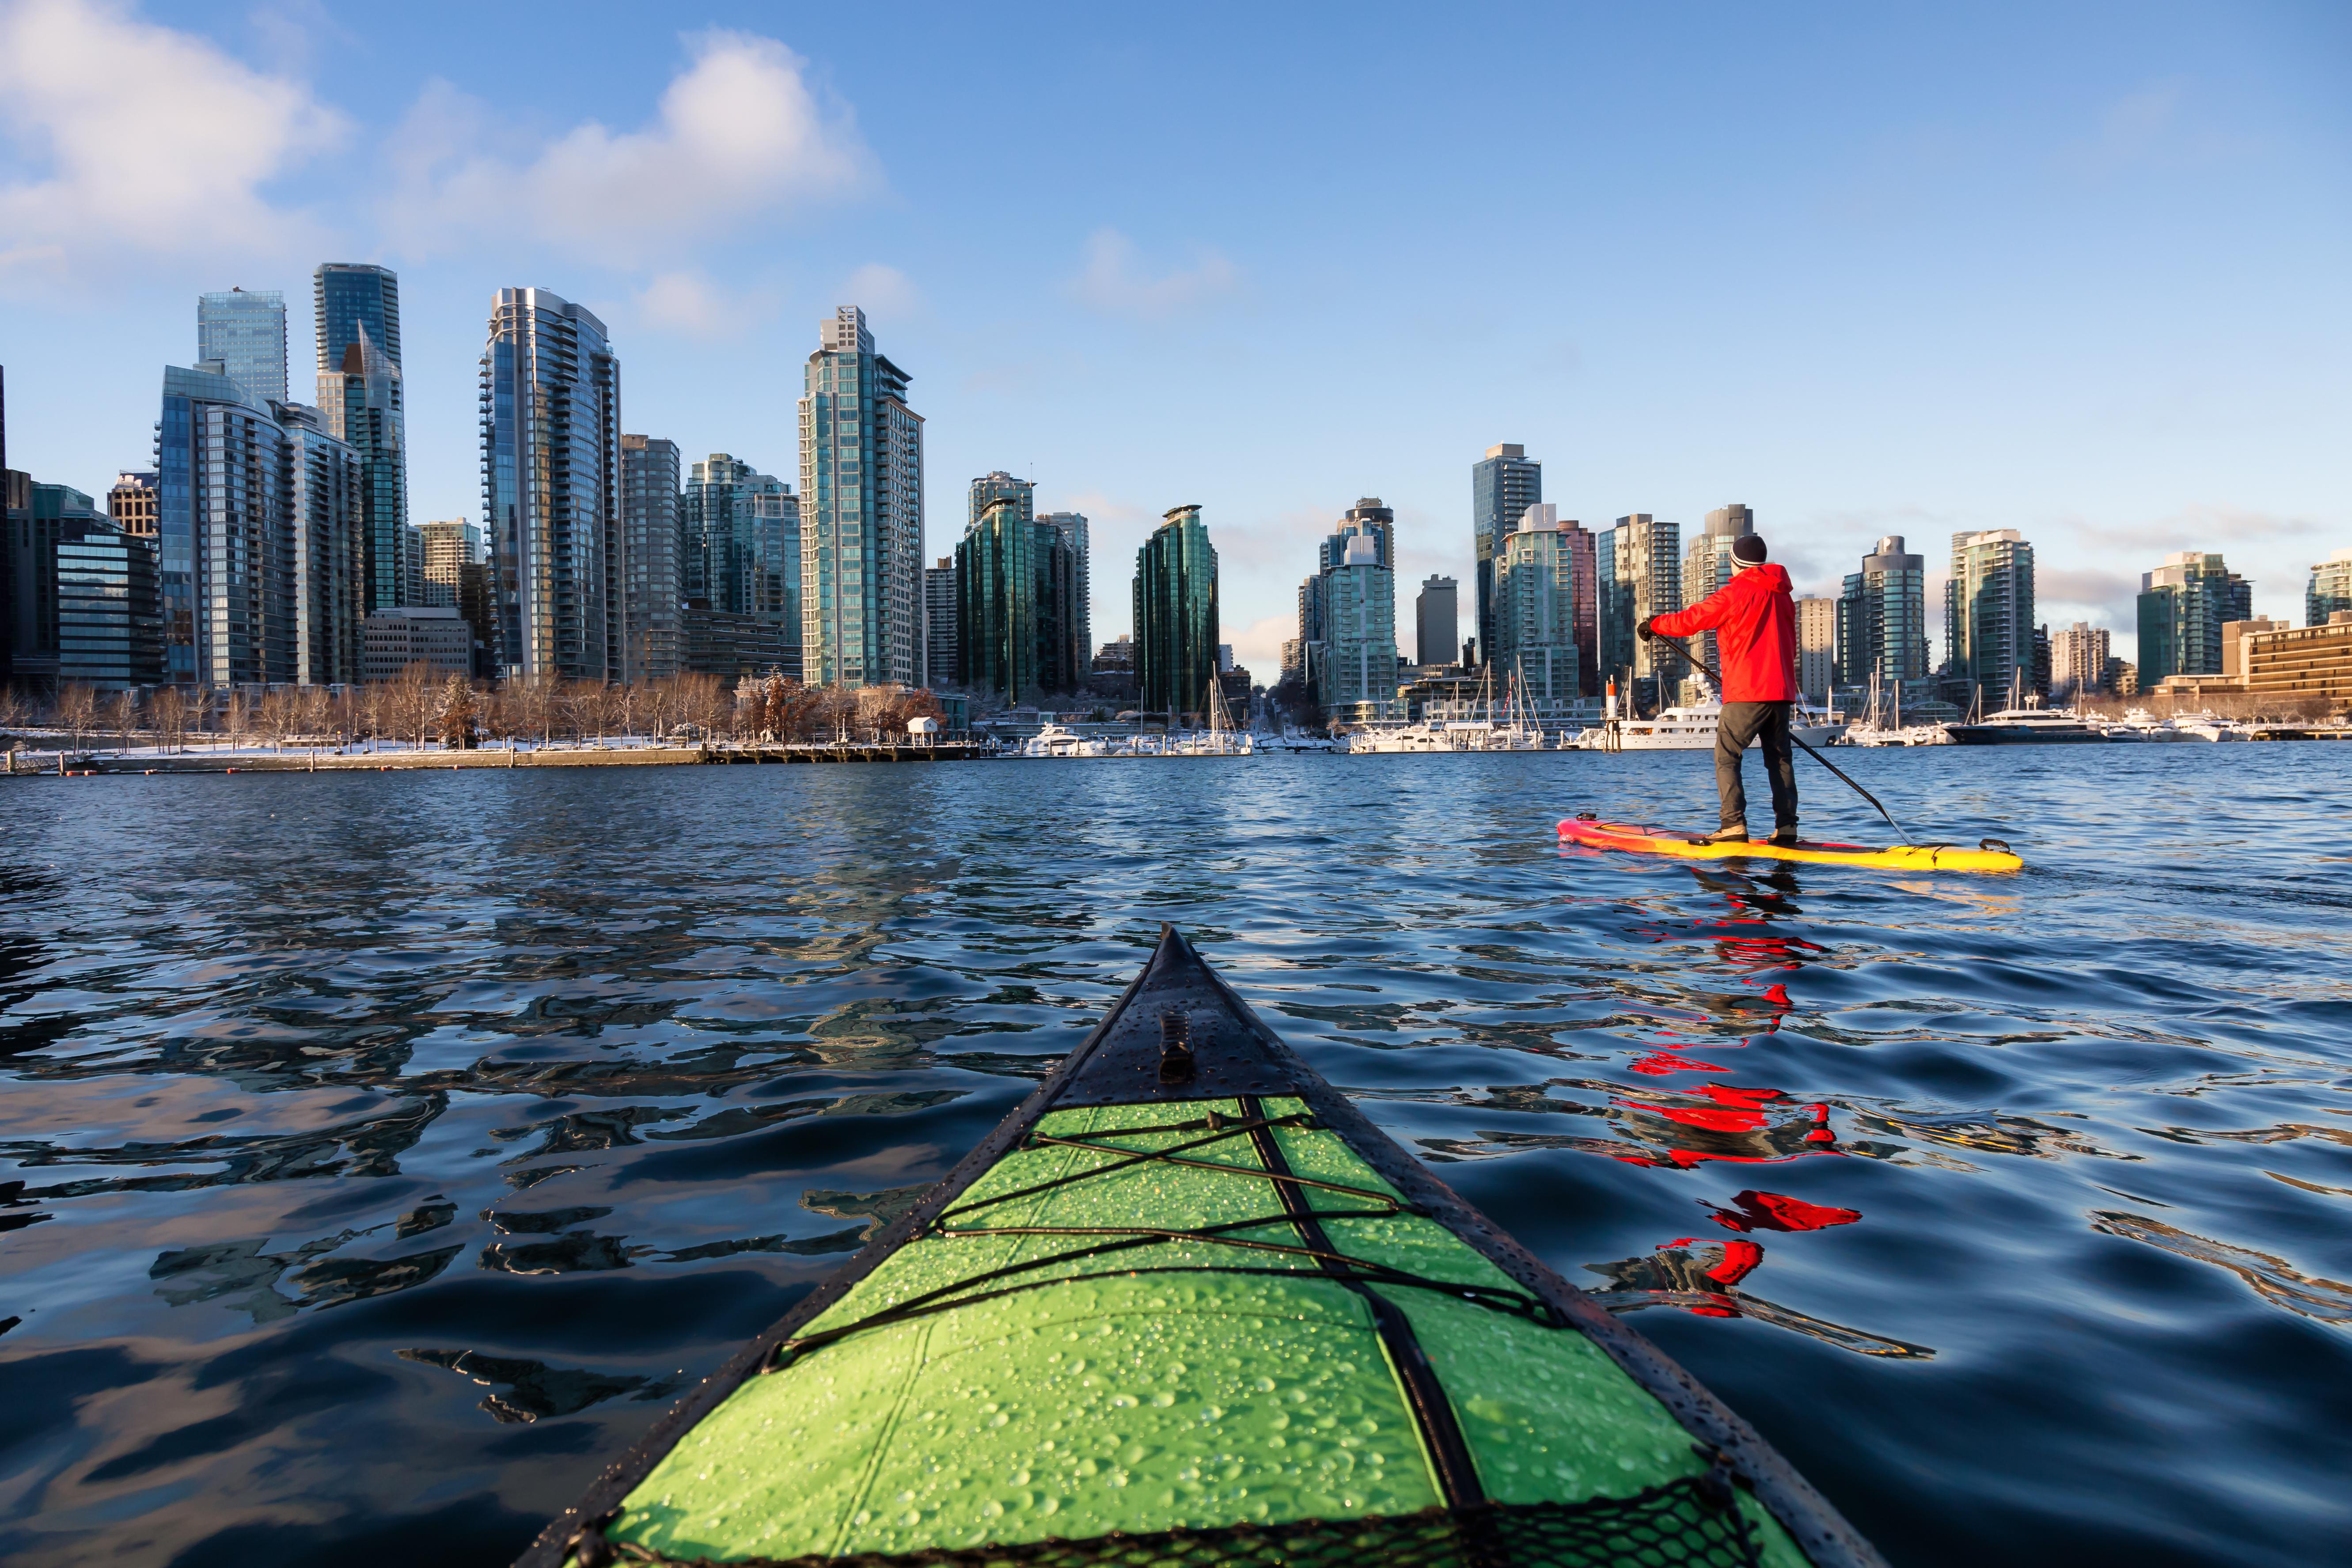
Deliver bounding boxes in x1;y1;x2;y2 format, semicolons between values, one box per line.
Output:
1941;707;2107;744
2171;714;2250;742
1571;694;1845;752
1020;723;1114;759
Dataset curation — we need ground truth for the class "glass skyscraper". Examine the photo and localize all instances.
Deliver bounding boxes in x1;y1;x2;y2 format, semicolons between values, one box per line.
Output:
315;264;403;377
196;289;287;406
2310;549;2352;627
957;491;1041;698
1494;505;1582;709
799;308;924;688
2136;551;2251;684
621;438;683;681
1471;444;1540;666
1038;510;1091;681
480;288;625;680
1134;505;1219;718
1835;535;1928;691
1595;514;1683;706
1302;505;1398;712
1945;529;2037;705
685;452;799;645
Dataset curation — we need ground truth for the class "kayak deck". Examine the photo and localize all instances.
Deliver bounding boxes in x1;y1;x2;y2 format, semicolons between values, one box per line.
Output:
1559;816;2022;873
527;928;1881;1568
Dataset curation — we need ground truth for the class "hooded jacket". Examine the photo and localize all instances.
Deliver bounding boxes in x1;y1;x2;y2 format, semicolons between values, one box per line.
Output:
1651;563;1797;703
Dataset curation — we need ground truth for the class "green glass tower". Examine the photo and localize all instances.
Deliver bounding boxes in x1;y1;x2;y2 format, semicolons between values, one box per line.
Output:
956;480;1039;698
1133;505;1219;719
2136;551;2251;683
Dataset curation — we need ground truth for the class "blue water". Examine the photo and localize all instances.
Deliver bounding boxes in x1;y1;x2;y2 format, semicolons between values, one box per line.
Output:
3;748;2348;1566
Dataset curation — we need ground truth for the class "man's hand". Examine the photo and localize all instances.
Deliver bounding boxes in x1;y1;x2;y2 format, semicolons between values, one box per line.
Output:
1637;615;1658;642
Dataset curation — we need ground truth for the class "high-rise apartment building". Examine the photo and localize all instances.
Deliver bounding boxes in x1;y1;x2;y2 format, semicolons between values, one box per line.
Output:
2305;548;2352;627
2049;622;2111;699
156;364;364;686
315;264;403;377
2136;551;2252;685
685;453;799;644
1945;529;2036;705
108;472;158;538
800;307;923;688
1330;498;1396;572
312;266;406;611
1796;597;1836;705
1471;444;1540;666
480;288;625;680
1415;575;1458;667
1493;505;1581;709
1038;510;1091;681
418;519;483;607
957;494;1040;698
1317;530;1398;713
1679;505;1755;687
1134;505;1219;718
618;439;683;681
56;505;163;689
197;288;288;406
925;556;958;688
1835;535;1928;690
1595;514;1683;702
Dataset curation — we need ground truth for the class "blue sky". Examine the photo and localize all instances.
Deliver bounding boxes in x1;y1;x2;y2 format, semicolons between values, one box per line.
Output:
3;0;2346;672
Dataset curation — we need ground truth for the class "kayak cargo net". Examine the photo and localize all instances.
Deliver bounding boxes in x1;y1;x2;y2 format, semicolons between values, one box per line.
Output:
576;1476;1763;1567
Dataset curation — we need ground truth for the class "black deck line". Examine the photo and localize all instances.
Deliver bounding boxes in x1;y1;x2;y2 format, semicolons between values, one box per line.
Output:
515;924;1886;1568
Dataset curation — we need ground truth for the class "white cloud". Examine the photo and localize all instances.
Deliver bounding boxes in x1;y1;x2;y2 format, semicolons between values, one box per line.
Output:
1068;228;1239;319
0;0;345;276
383;30;873;265
633;269;778;339
1227;613;1295;681
837;262;918;320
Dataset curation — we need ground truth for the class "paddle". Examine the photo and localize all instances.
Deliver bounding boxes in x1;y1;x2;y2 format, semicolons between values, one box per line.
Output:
1640;630;1909;839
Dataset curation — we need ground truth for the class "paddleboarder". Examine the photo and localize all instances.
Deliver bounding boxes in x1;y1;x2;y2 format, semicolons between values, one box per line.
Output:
1639;534;1799;846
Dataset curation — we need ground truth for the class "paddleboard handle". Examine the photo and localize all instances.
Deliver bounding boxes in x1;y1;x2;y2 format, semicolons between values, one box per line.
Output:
1980;838;2011;853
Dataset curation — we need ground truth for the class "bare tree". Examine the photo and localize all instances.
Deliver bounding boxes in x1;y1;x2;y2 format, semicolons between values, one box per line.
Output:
58;682;99;753
298;684;330;745
105;688;141;753
257;687;296;751
191;684;216;750
151;686;189;754
437;675;481;748
224;688;250;752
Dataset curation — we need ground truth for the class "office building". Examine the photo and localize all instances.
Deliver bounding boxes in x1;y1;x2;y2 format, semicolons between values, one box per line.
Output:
1039;510;1091;680
480;288;625;680
108;471;159;538
799;307;923;689
2305;548;2352;628
1679;505;1755;688
1471;444;1540;665
1416;575;1458;668
361;607;472;682
56;513;163;689
156;363;365;686
1492;505;1580;709
1796;597;1836;705
1134;505;1219;717
2137;551;2252;685
2240;615;2352;707
197;288;288;406
1945;529;2037;705
925;556;958;688
617;439;682;682
2049;622;2111;700
1596;514;1683;705
1835;535;1929;690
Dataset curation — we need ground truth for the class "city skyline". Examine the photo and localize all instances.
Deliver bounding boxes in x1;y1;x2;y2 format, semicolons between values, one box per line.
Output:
0;4;2344;678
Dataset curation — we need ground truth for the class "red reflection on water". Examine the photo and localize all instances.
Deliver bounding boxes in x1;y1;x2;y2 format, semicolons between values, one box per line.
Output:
1709;1189;1863;1234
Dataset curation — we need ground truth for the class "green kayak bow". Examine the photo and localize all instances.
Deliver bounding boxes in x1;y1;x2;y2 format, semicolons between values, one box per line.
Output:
521;926;1882;1568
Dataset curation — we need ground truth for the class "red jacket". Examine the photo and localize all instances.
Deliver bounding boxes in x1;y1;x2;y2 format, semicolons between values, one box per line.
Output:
1652;564;1797;702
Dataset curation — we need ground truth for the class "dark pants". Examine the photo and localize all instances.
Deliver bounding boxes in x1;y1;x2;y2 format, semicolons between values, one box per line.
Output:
1717;701;1798;830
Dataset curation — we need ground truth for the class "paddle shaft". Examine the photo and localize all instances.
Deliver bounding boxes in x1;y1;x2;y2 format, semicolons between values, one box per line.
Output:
1644;630;1908;837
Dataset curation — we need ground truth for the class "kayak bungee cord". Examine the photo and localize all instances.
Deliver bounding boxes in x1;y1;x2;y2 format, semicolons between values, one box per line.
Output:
1647;630;1908;837
758;1110;1561;1376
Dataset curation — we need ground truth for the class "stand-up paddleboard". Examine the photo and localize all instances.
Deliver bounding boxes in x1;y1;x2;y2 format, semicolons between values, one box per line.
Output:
521;926;1883;1568
1560;815;2022;873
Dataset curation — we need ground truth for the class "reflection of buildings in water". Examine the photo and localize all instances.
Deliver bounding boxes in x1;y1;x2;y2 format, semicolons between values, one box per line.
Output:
1585;1240;1935;1359
1852;1109;2127;1163
2093;1211;2352;1324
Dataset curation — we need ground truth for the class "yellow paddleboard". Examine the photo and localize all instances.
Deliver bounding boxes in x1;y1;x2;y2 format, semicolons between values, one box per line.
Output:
1559;816;2023;873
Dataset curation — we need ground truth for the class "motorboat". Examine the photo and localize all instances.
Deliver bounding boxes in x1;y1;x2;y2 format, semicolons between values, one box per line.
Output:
1019;723;1114;758
1941;707;2108;744
1571;699;1845;752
